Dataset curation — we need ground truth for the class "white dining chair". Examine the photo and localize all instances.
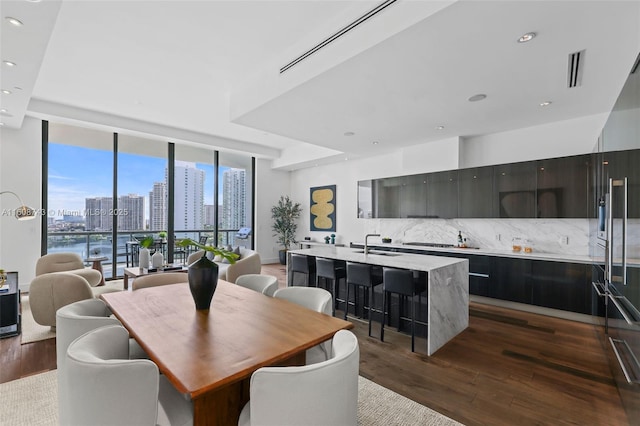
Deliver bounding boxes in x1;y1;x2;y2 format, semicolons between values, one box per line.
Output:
235;274;279;296
66;324;193;426
238;329;359;426
132;272;188;290
56;298;149;425
273;286;333;364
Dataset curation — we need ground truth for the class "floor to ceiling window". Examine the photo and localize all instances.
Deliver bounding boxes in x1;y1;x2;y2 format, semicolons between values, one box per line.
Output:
46;123;115;276
45;121;255;280
116;134;169;275
218;152;253;248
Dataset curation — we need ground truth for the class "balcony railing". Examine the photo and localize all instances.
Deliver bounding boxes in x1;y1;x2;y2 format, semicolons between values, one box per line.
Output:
46;228;252;280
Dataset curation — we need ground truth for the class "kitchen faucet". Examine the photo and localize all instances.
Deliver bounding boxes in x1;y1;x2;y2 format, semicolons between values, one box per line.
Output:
364;233;381;254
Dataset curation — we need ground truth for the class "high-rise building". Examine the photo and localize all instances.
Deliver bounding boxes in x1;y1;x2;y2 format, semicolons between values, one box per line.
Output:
222;168;246;229
117;194;145;231
149;182;166;231
85;197;113;231
204;204;216;228
173;162;205;230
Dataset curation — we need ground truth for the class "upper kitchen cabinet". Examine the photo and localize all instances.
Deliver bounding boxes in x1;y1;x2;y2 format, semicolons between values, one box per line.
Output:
357;179;374;219
400;174;428;218
601;149;640;218
536;154;592;218
493;161;537;218
373;177;403;218
458;167;494;218
426;170;458;219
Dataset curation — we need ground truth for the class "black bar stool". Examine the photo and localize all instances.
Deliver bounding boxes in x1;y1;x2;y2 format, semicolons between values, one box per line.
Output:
345;262;383;337
290;254;316;286
315;257;346;316
381;268;427;352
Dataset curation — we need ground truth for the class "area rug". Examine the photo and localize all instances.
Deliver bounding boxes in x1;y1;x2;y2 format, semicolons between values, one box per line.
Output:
0;371;462;426
20;280;125;345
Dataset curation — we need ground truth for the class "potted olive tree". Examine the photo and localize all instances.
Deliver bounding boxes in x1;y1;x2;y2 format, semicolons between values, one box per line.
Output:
271;195;302;264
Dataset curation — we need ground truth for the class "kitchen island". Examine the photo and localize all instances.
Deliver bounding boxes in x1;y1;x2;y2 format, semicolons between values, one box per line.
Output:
287;246;469;355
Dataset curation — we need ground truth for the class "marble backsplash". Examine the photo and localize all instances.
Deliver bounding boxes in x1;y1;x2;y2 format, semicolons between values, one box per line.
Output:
362;218;640;258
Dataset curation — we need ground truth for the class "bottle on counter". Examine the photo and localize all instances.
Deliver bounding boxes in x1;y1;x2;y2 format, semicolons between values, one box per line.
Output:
457;231;463;247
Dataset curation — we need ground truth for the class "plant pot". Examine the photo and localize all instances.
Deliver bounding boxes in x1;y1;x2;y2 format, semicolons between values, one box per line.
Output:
278;249;287;265
188;254;219;310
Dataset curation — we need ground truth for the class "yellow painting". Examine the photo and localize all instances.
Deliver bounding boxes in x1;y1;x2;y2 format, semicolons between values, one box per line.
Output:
310;185;336;231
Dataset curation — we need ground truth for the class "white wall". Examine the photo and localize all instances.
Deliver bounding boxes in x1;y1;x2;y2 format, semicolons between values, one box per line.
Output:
460;113;609;167
255;158;291;264
0;117;42;289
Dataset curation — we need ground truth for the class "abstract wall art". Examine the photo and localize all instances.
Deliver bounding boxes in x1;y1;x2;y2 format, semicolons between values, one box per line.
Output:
310;185;336;232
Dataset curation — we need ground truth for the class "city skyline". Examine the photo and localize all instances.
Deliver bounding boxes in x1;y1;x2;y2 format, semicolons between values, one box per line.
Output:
48;143;227;220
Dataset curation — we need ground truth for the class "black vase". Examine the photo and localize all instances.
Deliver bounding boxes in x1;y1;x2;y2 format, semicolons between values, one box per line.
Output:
187;254;219;310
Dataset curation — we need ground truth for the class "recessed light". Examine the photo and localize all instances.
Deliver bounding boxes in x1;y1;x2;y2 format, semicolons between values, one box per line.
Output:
540;101;552;107
0;122;4;127
518;32;536;43
372;141;379;145
435;125;445;130
344;131;355;136
3;60;16;67
0;109;7;113
1;89;11;95
468;94;487;102
5;17;24;26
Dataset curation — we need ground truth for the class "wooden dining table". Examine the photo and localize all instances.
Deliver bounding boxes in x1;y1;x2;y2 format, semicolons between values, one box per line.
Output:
101;281;353;426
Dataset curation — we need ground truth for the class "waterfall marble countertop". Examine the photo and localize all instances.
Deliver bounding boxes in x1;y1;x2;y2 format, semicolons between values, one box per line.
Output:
287;246;469;355
350;242;640;267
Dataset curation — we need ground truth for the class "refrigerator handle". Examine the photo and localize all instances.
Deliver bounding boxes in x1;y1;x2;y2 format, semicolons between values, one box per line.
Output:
622;177;628;285
607;178;613;285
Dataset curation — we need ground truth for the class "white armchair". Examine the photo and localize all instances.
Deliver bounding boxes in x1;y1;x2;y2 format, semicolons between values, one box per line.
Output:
28;272;119;327
273;287;333;364
56;299;148;425
66;325;193;426
132;272;188;290
36;252;102;286
238;329;359;426
235;274;279;296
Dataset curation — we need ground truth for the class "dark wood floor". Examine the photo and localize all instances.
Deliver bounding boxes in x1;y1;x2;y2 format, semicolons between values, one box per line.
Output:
1;264;628;425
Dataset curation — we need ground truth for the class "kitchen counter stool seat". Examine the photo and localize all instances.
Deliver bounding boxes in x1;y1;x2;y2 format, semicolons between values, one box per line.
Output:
290;253;316;286
381;267;427;352
316;257;346;316
345;262;383;337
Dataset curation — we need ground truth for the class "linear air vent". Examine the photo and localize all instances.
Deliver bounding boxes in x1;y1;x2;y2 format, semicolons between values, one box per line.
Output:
567;49;585;88
279;0;398;74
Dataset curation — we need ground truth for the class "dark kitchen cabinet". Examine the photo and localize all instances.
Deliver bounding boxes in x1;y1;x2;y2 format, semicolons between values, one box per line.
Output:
458;167;493;218
373;177;402;218
530;261;591;314
467;254;492;297
426;170;458;219
600;149;640;218
491;257;532;304
536;154;592;218
400;174;428;218
493;161;537;218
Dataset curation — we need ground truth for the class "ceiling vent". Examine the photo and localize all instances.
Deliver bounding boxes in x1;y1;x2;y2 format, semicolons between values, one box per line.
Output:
279;0;398;74
567;50;585;88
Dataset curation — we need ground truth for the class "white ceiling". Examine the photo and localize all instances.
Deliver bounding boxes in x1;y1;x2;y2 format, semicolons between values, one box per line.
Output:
1;0;639;170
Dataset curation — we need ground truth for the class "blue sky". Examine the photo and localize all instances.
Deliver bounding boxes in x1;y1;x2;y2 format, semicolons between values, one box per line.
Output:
48;143;223;218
